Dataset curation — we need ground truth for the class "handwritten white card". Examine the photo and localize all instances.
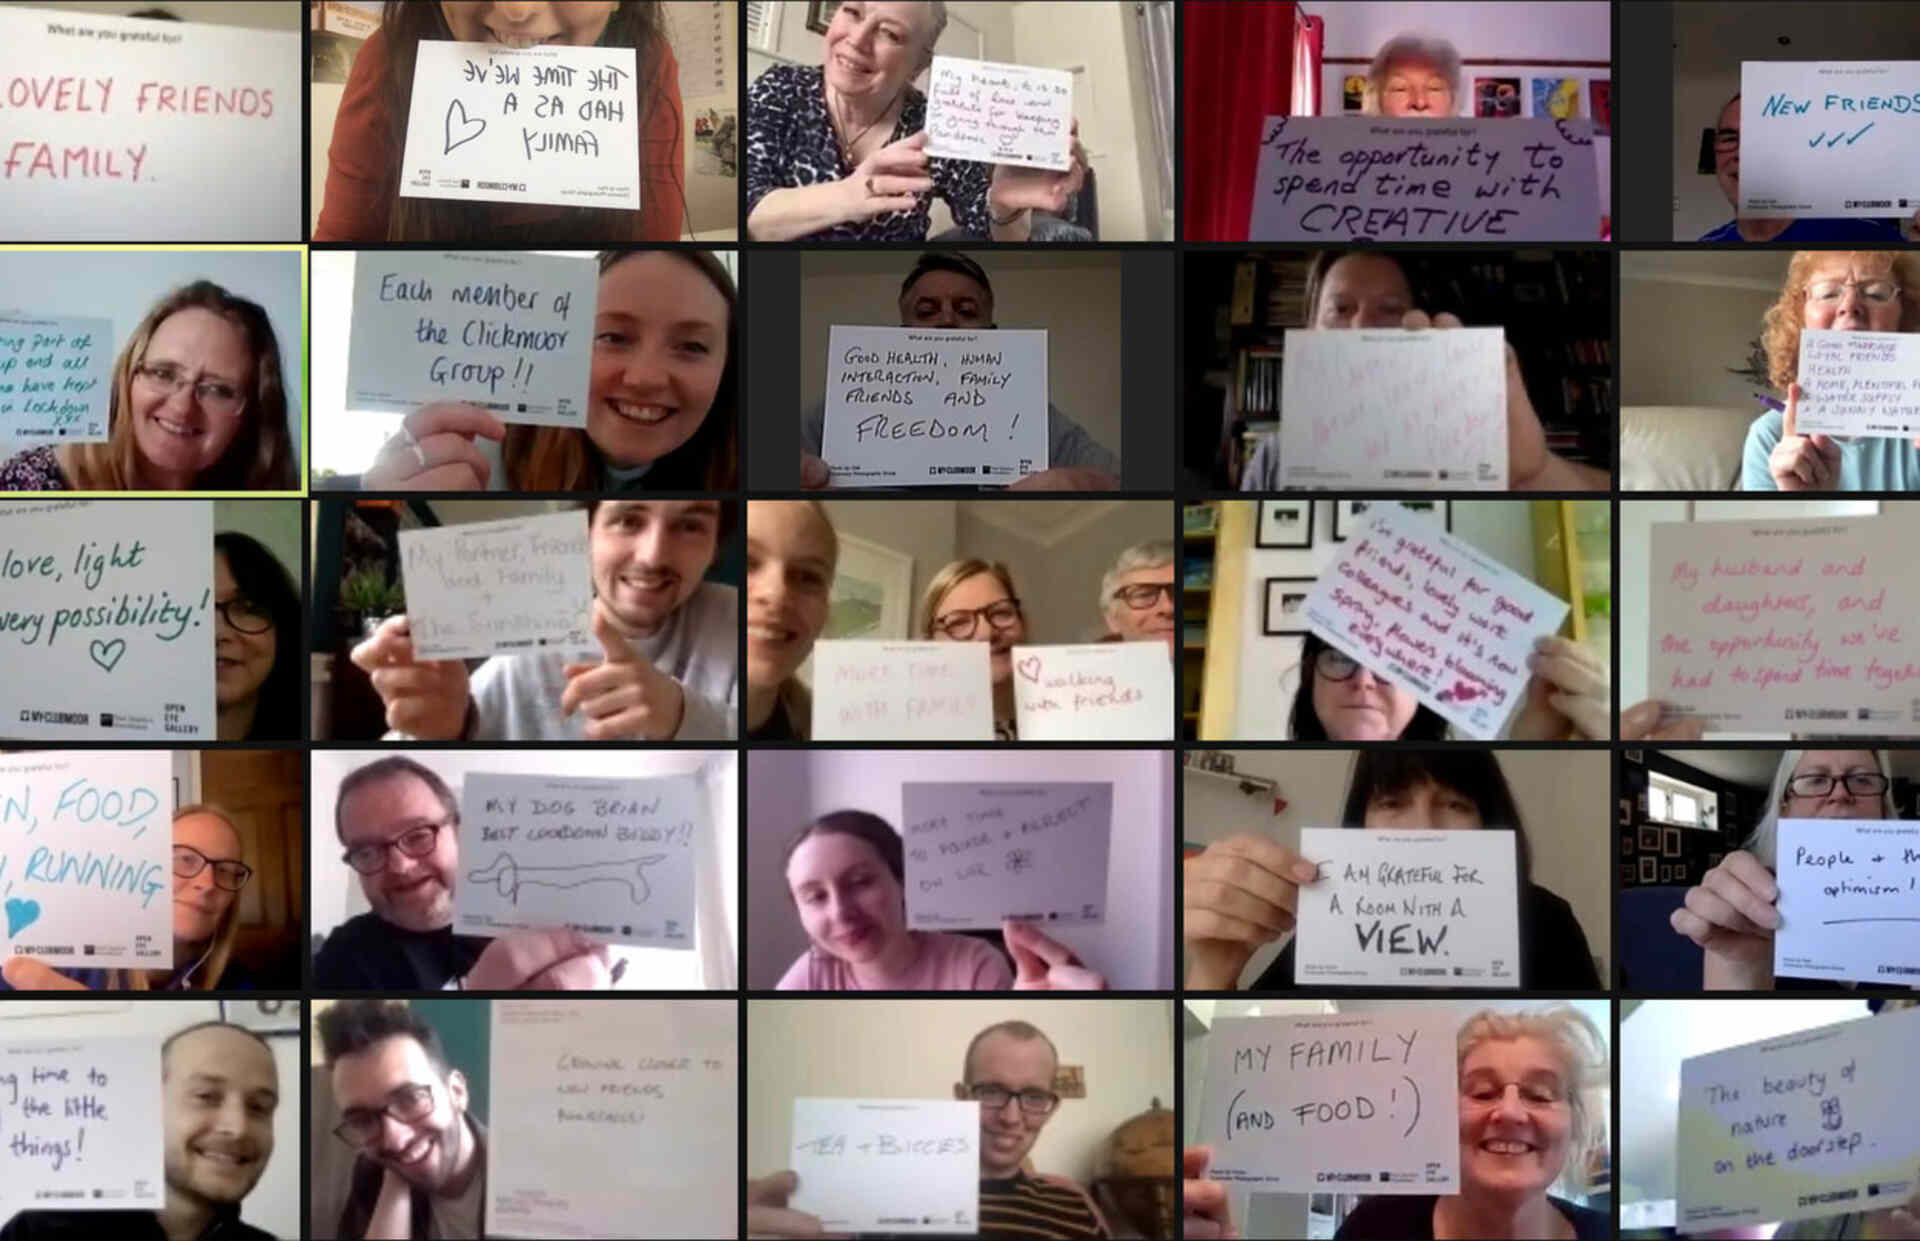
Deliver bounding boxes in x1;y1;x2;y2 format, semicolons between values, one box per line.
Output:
1794;330;1920;438
0;750;172;968
1295;829;1520;988
790;1098;980;1236
900;782;1111;929
347;251;596;427
1201;1013;1458;1194
810;641;994;741
1011;643;1173;740
0;500;215;741
1300;502;1569;739
0;314;113;442
821;327;1050;487
0;1035;163;1214
925;55;1073;171
457;772;702;949
1738;61;1920;218
1775;818;1920;985
400;40;640;209
1248;116;1601;241
1649;516;1920;735
1678;1005;1920;1232
0;7;299;241
1277;329;1507;489
489;1000;736;1239
399;511;593;662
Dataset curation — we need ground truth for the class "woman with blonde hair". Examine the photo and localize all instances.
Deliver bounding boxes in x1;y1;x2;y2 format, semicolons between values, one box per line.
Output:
0;282;297;491
920;558;1027;739
747;500;837;739
0;805;254;991
1745;250;1920;490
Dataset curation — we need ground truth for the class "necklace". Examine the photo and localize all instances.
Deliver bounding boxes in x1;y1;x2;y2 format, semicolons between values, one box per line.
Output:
827;84;898;172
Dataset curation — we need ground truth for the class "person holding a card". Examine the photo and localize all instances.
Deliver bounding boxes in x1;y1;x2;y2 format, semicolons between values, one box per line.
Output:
1742;251;1920;491
1700;94;1917;245
359;250;739;492
352;499;737;741
314;2;687;242
1184;751;1601;990
1100;541;1177;651
776;809;1109;990
920;558;1029;739
745;2;1088;243
799;252;1120;490
1236;252;1608;492
746;500;836;741
0;282;298;492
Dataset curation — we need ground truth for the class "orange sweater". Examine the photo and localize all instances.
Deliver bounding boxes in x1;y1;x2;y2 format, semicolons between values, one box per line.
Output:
314;26;686;242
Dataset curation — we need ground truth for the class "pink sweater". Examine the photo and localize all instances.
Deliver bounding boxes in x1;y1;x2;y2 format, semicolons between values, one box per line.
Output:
777;932;1014;991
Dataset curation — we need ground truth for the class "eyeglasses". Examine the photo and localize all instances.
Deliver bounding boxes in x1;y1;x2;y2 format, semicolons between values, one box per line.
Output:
1312;648;1392;686
333;1082;436;1148
133;362;246;415
341;820;451;875
966;1082;1060;1116
1787;772;1889;798
1806;280;1900;305
215;596;274;635
173;844;253;891
1111;582;1175;611
932;598;1022;639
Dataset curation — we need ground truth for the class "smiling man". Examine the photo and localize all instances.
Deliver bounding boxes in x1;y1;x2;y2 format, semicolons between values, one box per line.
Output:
0;1022;280;1241
1099;541;1176;651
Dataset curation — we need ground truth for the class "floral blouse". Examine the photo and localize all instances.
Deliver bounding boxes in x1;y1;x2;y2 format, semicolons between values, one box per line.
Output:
0;446;68;490
746;63;992;241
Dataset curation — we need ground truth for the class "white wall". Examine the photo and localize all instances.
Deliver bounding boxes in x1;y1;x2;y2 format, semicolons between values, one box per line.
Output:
0;250;305;475
0;0;299;25
798;251;1124;462
215;499;302;580
1181;750;1611;987
1231;501;1549;739
746;749;1174;989
1620;256;1785;409
0;1000;302;1241
748;997;1173;1186
310;749;738;989
819;498;958;616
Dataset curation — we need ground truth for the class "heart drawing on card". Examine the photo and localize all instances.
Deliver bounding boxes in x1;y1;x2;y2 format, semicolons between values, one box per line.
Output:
443;99;487;155
1016;656;1042;683
89;638;126;673
5;898;41;937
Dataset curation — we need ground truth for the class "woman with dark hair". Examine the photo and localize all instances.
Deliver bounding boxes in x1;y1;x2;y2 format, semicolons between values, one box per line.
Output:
777;809;1107;990
315;1;685;242
361;249;736;491
1183;750;1600;990
214;531;302;741
0;280;298;491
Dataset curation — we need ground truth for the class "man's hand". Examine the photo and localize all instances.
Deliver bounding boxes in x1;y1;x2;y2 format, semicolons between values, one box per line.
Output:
350;615;472;740
465;928;612;990
559;602;687;740
1183;1147;1236;1239
747;1171;833;1238
1008;467;1118;491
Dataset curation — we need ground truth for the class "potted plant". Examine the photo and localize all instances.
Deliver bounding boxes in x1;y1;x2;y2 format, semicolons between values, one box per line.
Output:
338;563;405;639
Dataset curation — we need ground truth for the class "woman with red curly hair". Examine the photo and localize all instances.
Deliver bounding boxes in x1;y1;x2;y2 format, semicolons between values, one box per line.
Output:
1743;250;1920;491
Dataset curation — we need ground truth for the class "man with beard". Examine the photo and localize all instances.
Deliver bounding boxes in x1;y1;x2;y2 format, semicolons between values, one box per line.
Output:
313;756;615;990
1;1022;281;1240
352;500;738;741
320;1002;484;1241
748;1020;1109;1239
1099;541;1176;651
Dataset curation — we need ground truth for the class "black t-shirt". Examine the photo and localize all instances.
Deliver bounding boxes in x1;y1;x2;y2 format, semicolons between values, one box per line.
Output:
312;912;486;990
1248;882;1601;992
748;698;800;741
1335;1194;1607;1240
0;1208;274;1240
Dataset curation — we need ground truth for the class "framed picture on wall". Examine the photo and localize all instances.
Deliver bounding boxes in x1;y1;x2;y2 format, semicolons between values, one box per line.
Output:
1638;855;1657;884
1331;500;1370;541
1256;500;1314;548
1397;500;1451;531
1262;577;1316;635
805;1;843;34
1620;832;1633;855
1662;827;1682;858
1637;825;1659;853
1618;797;1631;825
1619;863;1634;885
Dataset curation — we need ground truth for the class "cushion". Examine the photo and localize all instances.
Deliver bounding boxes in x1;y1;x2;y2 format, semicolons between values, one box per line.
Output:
1620;405;1755;491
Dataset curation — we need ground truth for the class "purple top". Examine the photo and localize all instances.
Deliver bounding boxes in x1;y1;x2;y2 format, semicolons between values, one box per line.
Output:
777;930;1014;991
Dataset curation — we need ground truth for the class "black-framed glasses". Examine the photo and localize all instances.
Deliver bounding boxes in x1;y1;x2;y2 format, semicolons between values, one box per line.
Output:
173;844;253;891
932;598;1022;639
1312;648;1392;686
214;597;275;634
332;1082;436;1147
1787;772;1889;798
341;821;451;875
966;1082;1060;1116
1112;582;1176;611
133;362;246;415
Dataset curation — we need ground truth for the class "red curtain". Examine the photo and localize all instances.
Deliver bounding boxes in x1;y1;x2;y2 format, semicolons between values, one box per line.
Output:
1183;1;1304;241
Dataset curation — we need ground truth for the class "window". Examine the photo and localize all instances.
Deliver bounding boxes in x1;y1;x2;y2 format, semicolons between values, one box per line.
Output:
1649;772;1717;830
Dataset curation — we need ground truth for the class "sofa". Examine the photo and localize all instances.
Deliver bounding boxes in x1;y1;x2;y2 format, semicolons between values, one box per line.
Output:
1620;405;1756;491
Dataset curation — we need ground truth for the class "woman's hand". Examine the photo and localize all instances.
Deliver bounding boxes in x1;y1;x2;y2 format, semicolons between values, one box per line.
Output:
558;601;687;740
1619;699;1707;742
1508;635;1609;740
842;130;934;222
987;120;1088;222
1183;835;1319;989
1865;1164;1920;1239
1004;919;1107;990
1671;849;1779;990
1;958;89;990
1183;1147;1237;1240
349;615;472;739
361;403;507;490
747;1171;833;1238
1767;384;1840;491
